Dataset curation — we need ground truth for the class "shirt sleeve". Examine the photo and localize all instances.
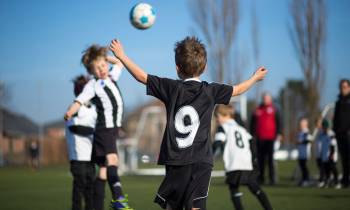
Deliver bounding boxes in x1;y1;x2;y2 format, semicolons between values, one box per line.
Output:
146;74;177;103
75;80;95;105
209;83;233;105
109;64;123;81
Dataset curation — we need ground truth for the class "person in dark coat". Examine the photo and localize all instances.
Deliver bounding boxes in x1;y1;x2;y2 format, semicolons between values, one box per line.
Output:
333;79;350;188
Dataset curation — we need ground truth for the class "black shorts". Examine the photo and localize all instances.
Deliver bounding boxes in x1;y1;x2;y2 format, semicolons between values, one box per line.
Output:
92;127;119;165
226;170;258;186
154;162;212;210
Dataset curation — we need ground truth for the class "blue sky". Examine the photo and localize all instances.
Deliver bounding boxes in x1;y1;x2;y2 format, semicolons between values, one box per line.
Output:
0;0;349;124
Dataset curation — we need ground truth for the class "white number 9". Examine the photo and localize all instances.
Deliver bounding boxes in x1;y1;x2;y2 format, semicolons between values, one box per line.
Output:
174;106;200;148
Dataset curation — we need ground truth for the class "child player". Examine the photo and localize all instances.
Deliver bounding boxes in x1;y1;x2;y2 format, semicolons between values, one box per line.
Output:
296;117;312;187
65;75;96;210
213;105;273;210
317;119;340;189
64;45;133;210
109;36;267;210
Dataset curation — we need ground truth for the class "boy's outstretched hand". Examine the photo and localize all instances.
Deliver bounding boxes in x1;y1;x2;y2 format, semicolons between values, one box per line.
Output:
110;39;125;59
109;38;148;84
253;67;268;81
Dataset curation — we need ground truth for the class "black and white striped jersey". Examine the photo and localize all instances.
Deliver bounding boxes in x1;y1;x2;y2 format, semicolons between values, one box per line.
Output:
75;64;124;129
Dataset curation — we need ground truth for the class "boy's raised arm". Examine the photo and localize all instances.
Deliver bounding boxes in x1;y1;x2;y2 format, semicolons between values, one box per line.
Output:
232;67;267;96
109;39;148;85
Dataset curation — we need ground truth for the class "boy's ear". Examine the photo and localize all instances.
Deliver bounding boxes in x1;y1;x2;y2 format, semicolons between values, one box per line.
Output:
176;65;180;72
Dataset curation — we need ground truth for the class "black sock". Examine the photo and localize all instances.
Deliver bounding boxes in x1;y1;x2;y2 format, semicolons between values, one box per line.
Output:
107;166;123;200
255;190;273;210
93;178;106;210
231;192;244;210
229;184;244;210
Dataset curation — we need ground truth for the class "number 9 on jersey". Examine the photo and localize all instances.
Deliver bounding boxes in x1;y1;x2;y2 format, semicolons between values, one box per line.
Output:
174;106;200;148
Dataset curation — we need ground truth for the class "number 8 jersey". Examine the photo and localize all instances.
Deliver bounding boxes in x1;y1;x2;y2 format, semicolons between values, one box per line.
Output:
215;119;253;172
147;75;233;165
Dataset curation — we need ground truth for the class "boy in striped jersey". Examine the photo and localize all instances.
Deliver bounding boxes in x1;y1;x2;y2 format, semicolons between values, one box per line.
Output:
65;45;132;210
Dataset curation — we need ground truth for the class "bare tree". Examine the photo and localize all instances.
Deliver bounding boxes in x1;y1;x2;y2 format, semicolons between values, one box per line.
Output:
288;0;327;122
189;0;239;83
251;0;263;99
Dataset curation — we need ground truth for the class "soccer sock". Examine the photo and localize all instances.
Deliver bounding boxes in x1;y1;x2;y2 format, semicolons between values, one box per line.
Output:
247;182;273;210
254;190;273;210
93;178;106;210
229;185;244;210
231;192;244;210
107;166;123;200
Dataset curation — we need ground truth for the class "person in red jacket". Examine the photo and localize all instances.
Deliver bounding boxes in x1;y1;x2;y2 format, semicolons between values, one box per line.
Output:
250;93;282;185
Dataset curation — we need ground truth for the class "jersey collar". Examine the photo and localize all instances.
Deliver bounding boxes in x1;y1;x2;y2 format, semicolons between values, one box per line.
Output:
184;78;201;82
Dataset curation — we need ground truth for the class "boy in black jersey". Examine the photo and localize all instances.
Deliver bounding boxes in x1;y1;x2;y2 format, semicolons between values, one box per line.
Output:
110;37;267;210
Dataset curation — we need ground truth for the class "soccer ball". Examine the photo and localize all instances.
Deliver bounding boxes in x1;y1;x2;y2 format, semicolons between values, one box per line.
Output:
129;3;156;30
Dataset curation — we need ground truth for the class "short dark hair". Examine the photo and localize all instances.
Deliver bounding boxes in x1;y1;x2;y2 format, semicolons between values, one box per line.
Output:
81;45;108;74
73;75;89;96
339;78;350;88
174;36;207;78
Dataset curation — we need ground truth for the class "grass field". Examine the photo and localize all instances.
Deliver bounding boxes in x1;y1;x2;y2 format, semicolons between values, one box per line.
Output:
0;161;349;210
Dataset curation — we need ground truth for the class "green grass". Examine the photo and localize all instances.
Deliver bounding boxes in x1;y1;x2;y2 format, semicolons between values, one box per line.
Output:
0;161;349;210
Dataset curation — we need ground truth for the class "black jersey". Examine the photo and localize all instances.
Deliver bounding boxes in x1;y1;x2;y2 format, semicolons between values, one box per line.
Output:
147;75;233;165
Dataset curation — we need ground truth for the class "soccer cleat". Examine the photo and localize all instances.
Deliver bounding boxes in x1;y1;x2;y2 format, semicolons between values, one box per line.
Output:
110;195;133;210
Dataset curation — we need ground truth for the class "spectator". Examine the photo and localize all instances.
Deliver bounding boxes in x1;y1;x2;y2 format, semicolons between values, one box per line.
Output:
333;79;350;188
29;140;40;170
250;93;282;185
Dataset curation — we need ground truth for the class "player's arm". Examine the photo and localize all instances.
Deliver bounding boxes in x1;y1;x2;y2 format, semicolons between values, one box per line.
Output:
109;39;148;84
232;67;267;96
64;101;81;121
65;80;95;121
107;55;124;81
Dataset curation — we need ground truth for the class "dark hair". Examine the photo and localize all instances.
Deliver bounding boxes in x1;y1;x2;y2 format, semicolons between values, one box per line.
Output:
321;119;329;129
174;36;207;78
81;45;108;74
339;79;350;88
73;75;89;96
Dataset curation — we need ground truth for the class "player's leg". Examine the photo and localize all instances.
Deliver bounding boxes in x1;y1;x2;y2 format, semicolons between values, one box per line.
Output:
267;141;275;185
70;161;84;210
155;165;192;210
257;140;265;184
228;184;244;210
106;153;123;199
247;181;273;210
183;163;211;210
340;134;350;187
94;164;107;210
304;159;310;182
298;159;309;184
83;162;95;210
331;162;339;185
94;167;107;210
